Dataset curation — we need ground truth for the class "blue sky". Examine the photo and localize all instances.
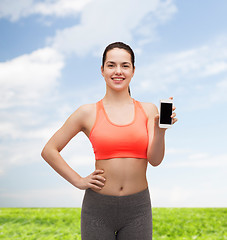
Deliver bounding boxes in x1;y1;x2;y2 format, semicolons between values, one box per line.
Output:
0;0;227;207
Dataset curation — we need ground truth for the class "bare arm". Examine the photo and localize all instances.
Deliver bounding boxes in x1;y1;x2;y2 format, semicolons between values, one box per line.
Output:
146;98;177;166
146;104;166;166
41;105;105;190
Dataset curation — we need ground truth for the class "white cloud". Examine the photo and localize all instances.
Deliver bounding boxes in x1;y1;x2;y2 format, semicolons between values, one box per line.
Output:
151;185;227;207
0;47;66;175
0;47;64;108
202;62;227;76
166;147;191;155
151;186;191;207
0;186;85;207
165;148;227;168
134;36;227;95
0;112;93;175
0;139;39;175
0;0;32;21
210;79;227;103
50;0;177;56
33;0;93;17
149;147;227;207
0;0;93;21
0;44;100;175
61;132;95;168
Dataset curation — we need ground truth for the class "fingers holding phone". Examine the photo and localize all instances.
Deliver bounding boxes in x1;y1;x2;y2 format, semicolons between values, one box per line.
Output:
170;97;178;125
159;97;178;129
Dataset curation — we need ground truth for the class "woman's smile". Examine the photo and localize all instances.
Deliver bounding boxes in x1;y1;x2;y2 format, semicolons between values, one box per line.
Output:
101;48;135;91
112;77;125;83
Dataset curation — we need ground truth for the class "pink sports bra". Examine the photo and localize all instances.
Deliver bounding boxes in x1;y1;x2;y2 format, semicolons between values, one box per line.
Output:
89;98;149;160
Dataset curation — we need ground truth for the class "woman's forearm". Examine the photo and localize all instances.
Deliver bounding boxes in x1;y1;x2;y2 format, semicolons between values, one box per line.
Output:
147;131;165;166
41;146;82;188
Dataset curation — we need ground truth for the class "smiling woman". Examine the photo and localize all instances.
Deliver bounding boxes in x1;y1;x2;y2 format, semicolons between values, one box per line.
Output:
101;42;135;96
41;41;177;240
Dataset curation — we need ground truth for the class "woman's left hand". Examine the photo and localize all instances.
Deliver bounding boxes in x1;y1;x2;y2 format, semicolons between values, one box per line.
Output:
154;96;178;132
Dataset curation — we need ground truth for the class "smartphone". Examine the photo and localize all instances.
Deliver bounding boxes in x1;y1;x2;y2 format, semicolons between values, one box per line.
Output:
159;99;173;128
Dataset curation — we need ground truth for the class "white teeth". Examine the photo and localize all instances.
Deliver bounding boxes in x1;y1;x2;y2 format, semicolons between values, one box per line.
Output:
113;78;124;81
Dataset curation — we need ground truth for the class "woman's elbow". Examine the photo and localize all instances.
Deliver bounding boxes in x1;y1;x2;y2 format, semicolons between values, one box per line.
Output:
149;161;161;167
150;162;161;167
41;143;59;161
41;145;47;159
41;144;51;160
147;157;163;167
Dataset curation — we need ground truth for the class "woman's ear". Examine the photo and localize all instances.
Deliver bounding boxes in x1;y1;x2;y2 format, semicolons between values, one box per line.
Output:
132;66;135;77
101;65;104;77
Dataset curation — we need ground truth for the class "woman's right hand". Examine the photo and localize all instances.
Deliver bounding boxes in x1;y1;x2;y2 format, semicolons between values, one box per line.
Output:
77;170;106;191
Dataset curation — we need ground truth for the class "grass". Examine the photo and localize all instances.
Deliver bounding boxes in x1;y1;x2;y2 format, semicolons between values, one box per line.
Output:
0;208;226;239
152;208;227;240
0;208;81;240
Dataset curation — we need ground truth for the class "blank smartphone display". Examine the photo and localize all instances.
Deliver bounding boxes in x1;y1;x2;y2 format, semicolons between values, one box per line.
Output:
160;102;172;124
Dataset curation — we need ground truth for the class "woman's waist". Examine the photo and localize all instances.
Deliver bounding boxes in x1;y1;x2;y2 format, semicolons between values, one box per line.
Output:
92;178;148;196
95;157;147;179
94;157;148;196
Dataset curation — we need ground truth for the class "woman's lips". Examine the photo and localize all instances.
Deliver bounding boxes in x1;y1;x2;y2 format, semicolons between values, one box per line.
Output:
112;77;125;82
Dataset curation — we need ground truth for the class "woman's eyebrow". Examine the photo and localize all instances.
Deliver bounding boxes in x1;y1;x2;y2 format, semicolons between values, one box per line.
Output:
106;61;131;65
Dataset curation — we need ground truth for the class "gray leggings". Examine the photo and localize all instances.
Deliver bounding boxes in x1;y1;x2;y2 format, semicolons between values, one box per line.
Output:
81;187;152;240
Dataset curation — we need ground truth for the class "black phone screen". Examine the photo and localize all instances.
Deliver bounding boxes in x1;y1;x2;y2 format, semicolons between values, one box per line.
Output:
160;102;172;124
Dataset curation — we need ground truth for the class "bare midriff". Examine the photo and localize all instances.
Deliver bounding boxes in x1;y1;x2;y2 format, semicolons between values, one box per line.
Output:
93;157;148;196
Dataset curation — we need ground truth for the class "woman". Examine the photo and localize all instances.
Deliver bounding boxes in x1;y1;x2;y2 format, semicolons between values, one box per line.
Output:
41;42;177;240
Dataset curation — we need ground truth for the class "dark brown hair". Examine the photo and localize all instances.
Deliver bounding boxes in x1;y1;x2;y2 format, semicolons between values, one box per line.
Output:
102;42;135;68
102;42;135;96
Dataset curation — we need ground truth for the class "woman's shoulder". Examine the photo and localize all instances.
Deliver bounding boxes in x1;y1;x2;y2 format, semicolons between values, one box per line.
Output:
136;99;158;118
67;102;97;128
71;98;103;119
73;102;97;119
78;102;96;113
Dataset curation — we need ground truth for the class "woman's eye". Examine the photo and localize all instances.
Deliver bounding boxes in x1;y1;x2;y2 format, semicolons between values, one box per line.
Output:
123;65;129;68
108;64;114;67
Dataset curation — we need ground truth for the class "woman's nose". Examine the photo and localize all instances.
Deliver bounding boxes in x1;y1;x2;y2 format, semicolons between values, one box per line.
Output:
115;65;122;74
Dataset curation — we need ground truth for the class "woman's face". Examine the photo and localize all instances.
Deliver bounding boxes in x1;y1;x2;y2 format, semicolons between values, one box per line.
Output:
101;48;135;92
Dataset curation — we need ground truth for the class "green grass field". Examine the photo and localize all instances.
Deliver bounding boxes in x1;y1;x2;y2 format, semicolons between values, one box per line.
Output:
0;208;226;239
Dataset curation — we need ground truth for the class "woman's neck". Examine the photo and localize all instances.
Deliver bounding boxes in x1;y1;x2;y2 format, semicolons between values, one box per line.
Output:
103;89;132;105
